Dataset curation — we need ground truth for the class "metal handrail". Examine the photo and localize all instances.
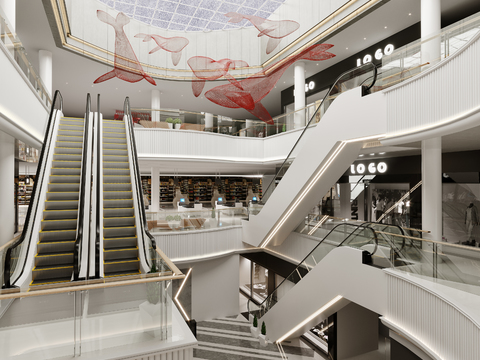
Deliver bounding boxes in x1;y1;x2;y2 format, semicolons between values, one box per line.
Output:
73;94;91;280
124;97;157;269
95;94;101;278
3;90;63;288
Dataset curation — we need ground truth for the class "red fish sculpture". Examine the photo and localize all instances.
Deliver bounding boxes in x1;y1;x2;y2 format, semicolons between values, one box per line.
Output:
187;57;249;97
204;44;335;124
94;11;156;85
135;34;189;66
225;12;300;54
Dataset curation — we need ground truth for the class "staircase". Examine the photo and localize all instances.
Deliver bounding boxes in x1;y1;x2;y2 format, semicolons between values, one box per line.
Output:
32;117;84;287
102;119;140;277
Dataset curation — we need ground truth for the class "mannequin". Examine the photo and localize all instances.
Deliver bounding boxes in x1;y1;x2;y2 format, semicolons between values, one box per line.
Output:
465;203;479;245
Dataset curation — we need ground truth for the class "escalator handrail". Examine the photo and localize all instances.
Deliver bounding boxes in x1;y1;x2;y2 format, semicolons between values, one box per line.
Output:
73;94;91;281
254;221;378;312
3;90;63;288
123;97;156;269
260;62;378;204
95;94;101;278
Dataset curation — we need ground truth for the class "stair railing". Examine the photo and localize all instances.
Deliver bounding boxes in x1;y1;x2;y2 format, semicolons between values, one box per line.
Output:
123;97;157;271
95;94;101;278
2;90;63;288
73;94;91;281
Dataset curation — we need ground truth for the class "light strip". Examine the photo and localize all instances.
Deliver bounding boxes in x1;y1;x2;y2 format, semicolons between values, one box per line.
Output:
308;215;329;235
276;295;343;343
376;181;422;223
260;142;347;248
174;268;192;321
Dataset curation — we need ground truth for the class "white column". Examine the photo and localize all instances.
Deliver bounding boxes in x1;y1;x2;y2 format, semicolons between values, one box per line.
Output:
339;183;351;220
294;61;306;128
205;113;213;131
0;0;15;32
421;0;442;241
151;167;160;212
421;0;441;66
0;131;15;247
422;137;442;240
39;50;53;98
151;89;160;122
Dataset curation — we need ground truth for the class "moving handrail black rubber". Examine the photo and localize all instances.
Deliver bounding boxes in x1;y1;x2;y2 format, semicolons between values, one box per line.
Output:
3;90;63;288
260;63;378;204
73;94;91;281
95;94;101;278
123;97;156;268
248;221;379;316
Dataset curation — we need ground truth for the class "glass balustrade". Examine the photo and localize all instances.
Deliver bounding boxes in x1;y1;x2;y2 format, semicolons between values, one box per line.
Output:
0;7;51;108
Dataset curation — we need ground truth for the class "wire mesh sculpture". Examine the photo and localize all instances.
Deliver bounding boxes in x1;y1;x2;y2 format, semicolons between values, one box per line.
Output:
135;34;189;66
204;44;335;124
94;11;156;85
187;57;249;97
225;12;300;54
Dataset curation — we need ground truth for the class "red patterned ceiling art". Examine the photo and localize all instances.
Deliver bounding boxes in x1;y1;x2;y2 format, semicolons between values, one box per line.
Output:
225;12;300;54
94;11;156;85
187;57;249;97
135;34;189;66
204;44;335;124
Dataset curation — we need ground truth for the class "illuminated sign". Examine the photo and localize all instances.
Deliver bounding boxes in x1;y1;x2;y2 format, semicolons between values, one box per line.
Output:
357;44;394;66
350;162;387;174
293;81;316;96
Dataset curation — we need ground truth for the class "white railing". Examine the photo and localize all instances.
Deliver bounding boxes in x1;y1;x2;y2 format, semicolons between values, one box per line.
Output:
384;25;480;137
385;270;480;360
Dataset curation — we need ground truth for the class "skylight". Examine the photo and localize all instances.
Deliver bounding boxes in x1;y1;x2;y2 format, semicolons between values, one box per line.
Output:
97;0;286;32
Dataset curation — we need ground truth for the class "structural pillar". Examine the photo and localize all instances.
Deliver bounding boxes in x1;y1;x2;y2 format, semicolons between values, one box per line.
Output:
151;167;160;212
421;0;442;241
205;113;213;131
151;89;160;122
0;131;15;247
39;50;53;98
339;182;351;220
294;61;306;128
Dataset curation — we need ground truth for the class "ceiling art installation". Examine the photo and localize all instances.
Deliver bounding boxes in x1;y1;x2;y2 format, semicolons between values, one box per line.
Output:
134;34;189;66
204;44;335;124
94;11;156;85
187;57;249;97
225;12;300;54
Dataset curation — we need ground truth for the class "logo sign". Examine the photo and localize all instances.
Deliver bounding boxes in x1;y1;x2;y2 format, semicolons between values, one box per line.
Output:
357;44;394;67
350;162;387;175
293;81;316;96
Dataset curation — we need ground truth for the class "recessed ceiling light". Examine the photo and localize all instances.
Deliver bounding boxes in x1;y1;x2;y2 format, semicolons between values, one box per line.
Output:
138;90;141;92
115;88;118;90
370;153;375;156
384;26;387;29
316;63;319;65
379;152;386;155
284;81;286;83
346;47;348;50
364;37;366;40
409;13;412;16
359;154;364;157
65;82;68;85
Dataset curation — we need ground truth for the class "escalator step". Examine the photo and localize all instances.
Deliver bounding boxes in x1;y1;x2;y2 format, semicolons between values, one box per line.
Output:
103;236;137;249
48;183;80;192
41;219;77;231
103;183;131;191
103;199;134;208
49;175;81;183
37;241;75;253
103;216;135;227
103;191;133;199
30;277;72;287
104;270;141;278
103;207;134;218
43;209;78;220
55;146;82;154
51;168;81;176
39;229;76;241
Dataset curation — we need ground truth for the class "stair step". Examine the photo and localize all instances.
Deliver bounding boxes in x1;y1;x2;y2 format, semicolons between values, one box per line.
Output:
54;147;83;155
104;258;139;274
104;226;136;238
103;191;132;199
103;247;138;261
103;208;134;218
103;236;137;249
57;135;83;142
103;154;128;162
43;209;78;220
35;252;74;267
103;148;128;156
103;199;133;208
103;175;131;183
103;168;130;176
48;183;80;192
59;124;84;131
103;161;129;169
53;154;82;161
46;192;79;201
52;160;82;169
103;183;131;191
103;120;125;127
102;137;127;144
103;216;135;227
37;241;75;253
39;229;76;242
44;200;79;211
32;264;73;281
103;143;128;150
51;168;81;176
103;129;126;135
49;175;81;183
56;141;83;149
58;129;84;137
41;219;77;231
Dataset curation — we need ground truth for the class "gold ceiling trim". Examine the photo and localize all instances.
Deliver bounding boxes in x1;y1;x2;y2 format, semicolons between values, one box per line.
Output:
50;0;381;80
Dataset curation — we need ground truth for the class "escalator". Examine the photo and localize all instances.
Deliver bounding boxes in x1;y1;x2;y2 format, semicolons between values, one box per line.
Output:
32;116;85;286
243;63;386;248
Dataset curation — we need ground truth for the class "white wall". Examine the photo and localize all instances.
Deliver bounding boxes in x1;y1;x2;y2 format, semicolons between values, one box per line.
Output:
0;131;14;247
0;41;49;149
186;254;240;321
239;256;251;291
